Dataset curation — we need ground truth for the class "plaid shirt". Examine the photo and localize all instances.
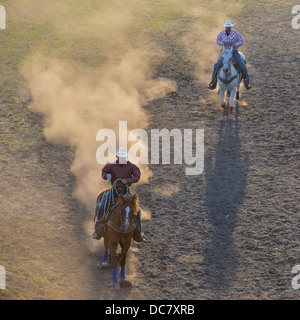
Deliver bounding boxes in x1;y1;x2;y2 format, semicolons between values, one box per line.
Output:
216;29;244;50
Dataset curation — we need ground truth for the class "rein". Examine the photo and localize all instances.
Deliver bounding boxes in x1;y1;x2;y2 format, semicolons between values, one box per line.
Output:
107;220;136;234
218;50;239;85
218;73;238;84
106;199;136;234
96;177;137;235
95;178;131;223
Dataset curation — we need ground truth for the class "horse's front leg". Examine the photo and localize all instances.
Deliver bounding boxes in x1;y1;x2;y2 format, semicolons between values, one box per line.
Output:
228;86;237;119
219;86;226;109
102;236;110;266
108;239;120;289
119;237;132;283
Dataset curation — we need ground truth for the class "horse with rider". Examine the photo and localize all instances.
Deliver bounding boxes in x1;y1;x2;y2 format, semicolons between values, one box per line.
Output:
93;147;145;243
208;20;252;91
93;147;145;288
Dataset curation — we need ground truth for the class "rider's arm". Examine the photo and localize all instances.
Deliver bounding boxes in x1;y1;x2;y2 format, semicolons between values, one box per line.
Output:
102;163;112;180
234;31;244;50
125;165;141;184
216;31;224;46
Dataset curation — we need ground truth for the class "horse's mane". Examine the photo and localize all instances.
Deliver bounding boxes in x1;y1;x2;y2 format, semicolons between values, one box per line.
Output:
133;194;139;215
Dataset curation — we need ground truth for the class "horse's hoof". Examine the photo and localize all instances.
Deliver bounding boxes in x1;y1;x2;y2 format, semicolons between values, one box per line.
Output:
101;259;110;269
112;282;120;290
101;264;110;270
221;104;226;109
228;113;233;119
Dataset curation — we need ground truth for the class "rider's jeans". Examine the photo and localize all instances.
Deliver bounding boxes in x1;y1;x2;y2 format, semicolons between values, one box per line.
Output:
212;50;249;81
96;189;126;222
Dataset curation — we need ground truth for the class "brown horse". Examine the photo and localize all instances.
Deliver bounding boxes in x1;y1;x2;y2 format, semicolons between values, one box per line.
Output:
102;193;139;288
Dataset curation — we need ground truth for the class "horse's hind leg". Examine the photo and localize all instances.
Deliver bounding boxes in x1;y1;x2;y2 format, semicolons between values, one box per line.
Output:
236;82;240;104
228;87;237;119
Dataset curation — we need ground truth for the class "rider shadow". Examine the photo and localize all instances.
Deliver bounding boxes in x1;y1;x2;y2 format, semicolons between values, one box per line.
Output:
203;107;250;298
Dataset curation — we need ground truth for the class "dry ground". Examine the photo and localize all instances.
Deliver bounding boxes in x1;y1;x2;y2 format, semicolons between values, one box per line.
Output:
0;0;299;299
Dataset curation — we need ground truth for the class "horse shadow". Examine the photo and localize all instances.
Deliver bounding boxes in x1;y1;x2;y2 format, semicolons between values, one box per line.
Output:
203;105;250;298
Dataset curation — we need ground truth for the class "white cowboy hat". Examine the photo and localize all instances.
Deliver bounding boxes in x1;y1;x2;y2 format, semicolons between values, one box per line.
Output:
224;20;234;27
116;147;129;158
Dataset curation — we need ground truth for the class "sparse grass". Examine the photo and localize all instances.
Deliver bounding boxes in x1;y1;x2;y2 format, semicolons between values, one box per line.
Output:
0;289;15;300
0;156;8;163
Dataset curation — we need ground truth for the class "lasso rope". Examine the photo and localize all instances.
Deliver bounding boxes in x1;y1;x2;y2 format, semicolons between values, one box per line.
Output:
95;177;132;223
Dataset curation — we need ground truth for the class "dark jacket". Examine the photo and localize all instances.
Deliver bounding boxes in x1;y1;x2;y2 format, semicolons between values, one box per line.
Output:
102;160;141;187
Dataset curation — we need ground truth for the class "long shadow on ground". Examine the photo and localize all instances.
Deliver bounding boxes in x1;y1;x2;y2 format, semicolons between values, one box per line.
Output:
204;106;250;299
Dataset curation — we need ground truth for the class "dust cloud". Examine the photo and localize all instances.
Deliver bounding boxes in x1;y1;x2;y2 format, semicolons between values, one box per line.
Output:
18;0;242;211
18;1;176;212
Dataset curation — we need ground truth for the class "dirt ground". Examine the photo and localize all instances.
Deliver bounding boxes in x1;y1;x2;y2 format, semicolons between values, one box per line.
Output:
0;0;299;300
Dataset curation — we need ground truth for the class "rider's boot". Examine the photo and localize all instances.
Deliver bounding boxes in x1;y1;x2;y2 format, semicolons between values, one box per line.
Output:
208;62;222;90
244;78;252;90
92;207;105;240
207;77;217;90
92;222;104;240
133;210;146;243
133;227;146;243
